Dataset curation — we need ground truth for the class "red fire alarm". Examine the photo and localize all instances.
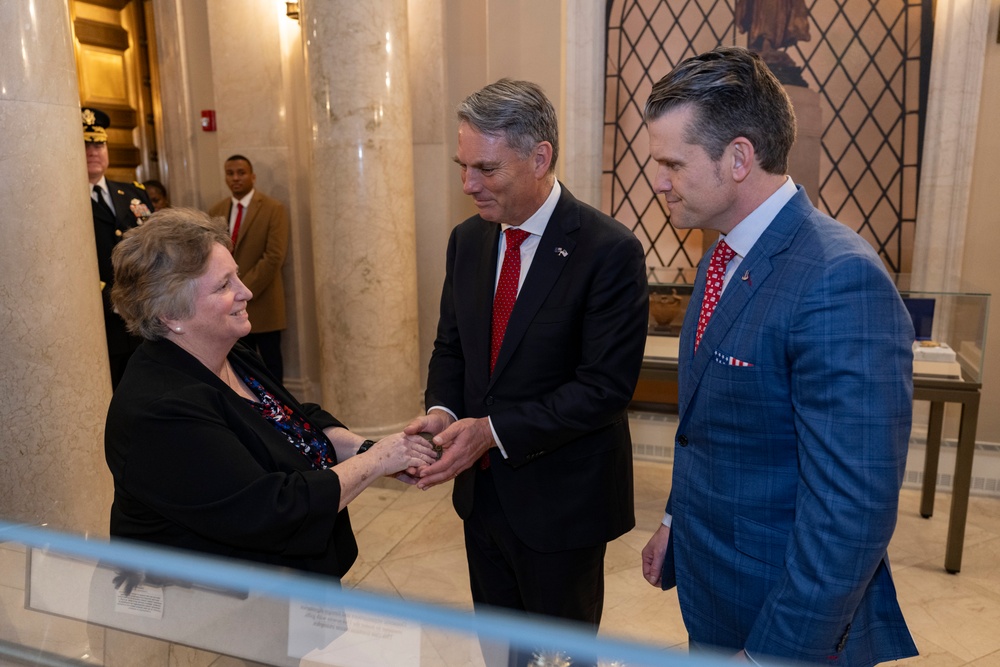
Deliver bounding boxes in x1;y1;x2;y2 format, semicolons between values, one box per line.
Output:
201;110;216;132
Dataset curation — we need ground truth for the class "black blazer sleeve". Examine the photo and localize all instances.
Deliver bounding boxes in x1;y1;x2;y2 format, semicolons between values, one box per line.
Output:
106;340;356;576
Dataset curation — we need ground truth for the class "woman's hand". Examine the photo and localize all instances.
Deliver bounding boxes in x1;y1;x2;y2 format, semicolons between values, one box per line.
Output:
333;432;438;510
367;432;439;477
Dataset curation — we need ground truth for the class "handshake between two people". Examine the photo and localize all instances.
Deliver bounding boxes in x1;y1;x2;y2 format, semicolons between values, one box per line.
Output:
379;410;494;490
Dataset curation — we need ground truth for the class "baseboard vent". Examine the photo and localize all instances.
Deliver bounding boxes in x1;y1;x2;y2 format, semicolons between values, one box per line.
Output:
629;410;1000;498
903;469;1000;495
633;442;674;462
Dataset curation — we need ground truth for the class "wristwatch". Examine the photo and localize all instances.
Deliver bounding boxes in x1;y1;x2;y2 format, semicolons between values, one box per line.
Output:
356;439;376;455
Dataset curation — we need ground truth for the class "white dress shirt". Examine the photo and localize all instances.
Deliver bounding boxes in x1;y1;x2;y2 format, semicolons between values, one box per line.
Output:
429;180;563;458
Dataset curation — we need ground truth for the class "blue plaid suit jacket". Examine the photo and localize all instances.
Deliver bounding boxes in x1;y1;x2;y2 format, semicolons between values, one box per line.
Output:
661;187;918;666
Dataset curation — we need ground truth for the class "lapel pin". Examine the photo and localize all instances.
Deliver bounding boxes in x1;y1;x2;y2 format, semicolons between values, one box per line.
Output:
117;189;125;195
554;247;568;257
741;270;751;286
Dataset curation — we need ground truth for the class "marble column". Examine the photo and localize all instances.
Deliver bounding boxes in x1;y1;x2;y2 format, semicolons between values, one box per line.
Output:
563;0;606;208
408;0;449;388
0;0;113;534
911;0;992;293
300;0;422;434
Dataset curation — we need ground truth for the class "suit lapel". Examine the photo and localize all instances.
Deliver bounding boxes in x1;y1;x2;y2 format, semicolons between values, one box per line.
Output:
487;190;578;387
680;188;810;414
477;223;502;379
108;181;136;231
235;194;261;248
91;197;116;228
683;253;773;396
108;181;152;232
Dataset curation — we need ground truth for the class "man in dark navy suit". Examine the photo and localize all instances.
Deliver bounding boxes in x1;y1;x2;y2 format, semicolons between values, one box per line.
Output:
84;107;152;389
406;79;648;663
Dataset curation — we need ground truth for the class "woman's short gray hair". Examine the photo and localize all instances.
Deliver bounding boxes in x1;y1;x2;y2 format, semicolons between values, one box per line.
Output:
111;208;231;341
457;78;559;171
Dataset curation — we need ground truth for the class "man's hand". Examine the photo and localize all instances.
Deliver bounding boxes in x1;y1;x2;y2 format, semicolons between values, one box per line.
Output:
416;417;494;490
391;471;419;485
402;410;456;478
641;524;671;587
404;409;454;439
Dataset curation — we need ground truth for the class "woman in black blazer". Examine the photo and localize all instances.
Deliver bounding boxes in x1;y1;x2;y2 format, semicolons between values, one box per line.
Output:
105;208;436;577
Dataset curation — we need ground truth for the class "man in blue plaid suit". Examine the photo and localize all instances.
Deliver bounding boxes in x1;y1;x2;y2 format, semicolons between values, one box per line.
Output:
640;47;918;666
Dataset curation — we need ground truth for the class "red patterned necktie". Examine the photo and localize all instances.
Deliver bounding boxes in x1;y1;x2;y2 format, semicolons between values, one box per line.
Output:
490;228;531;373
695;239;736;352
230;202;244;248
482;227;530;471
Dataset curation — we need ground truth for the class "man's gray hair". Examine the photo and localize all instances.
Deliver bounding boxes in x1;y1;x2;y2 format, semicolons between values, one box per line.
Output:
457;78;559;173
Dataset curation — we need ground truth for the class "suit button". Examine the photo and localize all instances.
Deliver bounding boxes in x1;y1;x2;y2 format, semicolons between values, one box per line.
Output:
677;435;688;447
485;396;494;406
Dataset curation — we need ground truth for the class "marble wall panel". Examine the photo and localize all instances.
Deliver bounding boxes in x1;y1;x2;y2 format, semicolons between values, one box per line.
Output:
301;0;421;431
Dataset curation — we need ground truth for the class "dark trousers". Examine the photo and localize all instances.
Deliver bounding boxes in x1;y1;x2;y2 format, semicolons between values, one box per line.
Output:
465;468;606;667
241;331;283;383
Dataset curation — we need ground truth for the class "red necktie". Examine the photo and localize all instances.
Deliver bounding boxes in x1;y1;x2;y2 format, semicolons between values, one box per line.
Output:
695;239;736;352
230;202;244;248
481;227;530;471
490;228;531;373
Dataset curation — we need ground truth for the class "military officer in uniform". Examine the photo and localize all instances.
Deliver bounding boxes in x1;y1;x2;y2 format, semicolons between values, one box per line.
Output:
84;107;153;389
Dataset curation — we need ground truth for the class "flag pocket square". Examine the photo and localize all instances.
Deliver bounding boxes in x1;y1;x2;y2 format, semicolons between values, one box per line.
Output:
713;350;754;367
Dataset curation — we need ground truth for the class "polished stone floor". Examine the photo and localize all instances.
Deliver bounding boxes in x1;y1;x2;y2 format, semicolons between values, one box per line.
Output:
342;423;1000;666
3;415;996;666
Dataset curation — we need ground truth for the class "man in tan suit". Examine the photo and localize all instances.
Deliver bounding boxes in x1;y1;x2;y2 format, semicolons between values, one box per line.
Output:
208;154;289;381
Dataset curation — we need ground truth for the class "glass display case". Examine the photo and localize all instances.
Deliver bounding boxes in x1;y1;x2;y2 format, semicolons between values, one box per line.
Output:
890;278;991;573
646;267;696;337
644;268;992;384
643;267;697;364
893;276;991;384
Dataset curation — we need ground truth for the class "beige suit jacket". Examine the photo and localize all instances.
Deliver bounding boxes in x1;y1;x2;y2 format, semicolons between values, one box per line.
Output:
209;191;289;332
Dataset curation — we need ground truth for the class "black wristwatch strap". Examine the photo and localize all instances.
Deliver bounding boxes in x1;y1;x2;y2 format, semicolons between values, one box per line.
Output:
356;439;376;455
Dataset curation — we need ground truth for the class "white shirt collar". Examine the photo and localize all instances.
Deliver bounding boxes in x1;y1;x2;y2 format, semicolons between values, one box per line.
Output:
721;176;797;258
501;179;561;237
232;190;255;208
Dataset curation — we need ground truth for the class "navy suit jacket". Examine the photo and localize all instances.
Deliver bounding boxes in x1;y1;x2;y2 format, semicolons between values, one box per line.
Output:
425;185;649;553
92;179;151;356
661;187;918;665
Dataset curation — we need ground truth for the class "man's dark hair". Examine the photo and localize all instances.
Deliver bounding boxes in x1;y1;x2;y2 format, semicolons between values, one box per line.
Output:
644;46;796;174
225;154;254;172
